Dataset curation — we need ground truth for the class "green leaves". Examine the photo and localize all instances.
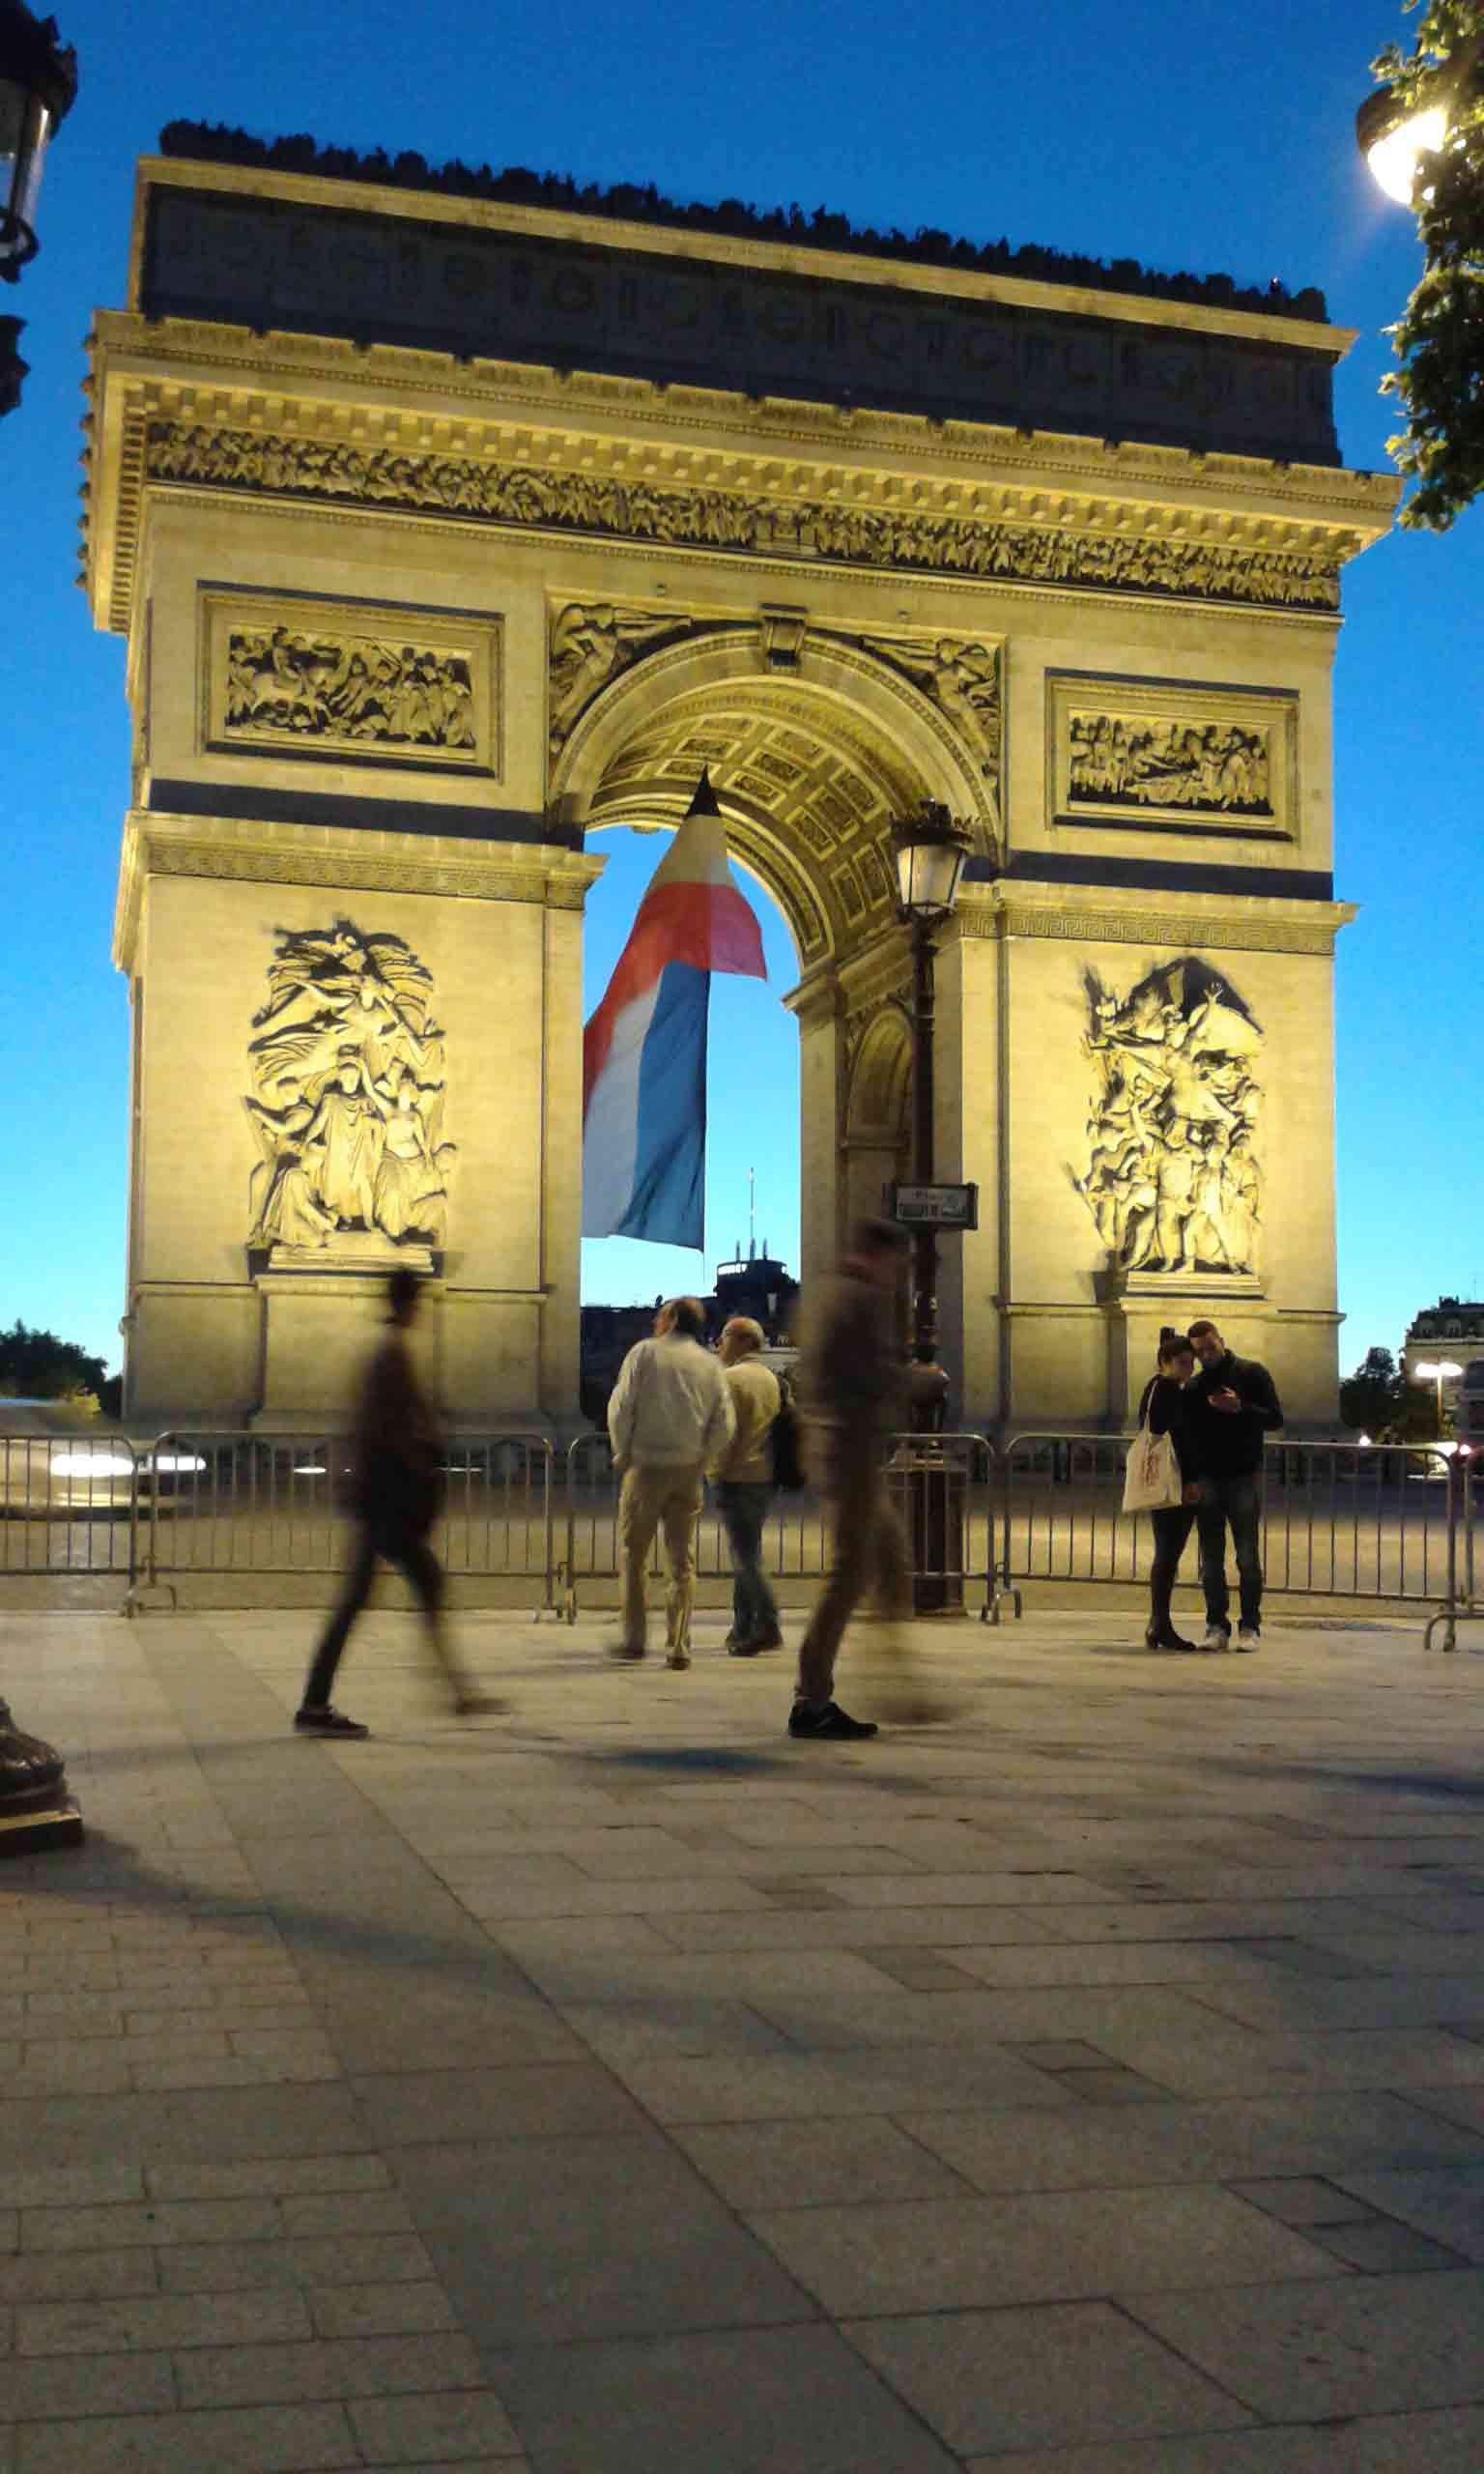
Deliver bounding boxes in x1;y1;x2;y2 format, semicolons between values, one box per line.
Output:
1371;1;1484;528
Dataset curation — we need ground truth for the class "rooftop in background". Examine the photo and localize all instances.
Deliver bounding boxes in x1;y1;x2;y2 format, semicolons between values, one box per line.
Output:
127;126;1355;468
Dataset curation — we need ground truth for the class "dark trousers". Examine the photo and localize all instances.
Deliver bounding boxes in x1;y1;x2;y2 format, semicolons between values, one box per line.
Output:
1196;1473;1264;1632
303;1516;465;1710
715;1481;781;1643
1148;1504;1196;1638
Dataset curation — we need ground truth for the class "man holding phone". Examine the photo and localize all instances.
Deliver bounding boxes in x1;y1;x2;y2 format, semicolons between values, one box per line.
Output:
1186;1319;1283;1651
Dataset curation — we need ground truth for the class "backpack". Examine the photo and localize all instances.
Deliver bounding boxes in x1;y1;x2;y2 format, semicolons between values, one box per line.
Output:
770;1373;806;1492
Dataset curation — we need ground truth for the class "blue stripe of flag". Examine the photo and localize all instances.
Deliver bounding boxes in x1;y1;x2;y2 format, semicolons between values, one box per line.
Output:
613;962;709;1248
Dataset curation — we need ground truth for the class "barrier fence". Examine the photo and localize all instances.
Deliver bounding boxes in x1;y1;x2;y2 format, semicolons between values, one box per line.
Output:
555;1431;997;1623
2;1425;1482;1644
996;1435;1462;1618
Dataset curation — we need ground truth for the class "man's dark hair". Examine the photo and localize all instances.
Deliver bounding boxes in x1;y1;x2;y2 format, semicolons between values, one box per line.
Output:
666;1296;707;1340
851;1217;910;1258
1187;1318;1222;1343
387;1267;423;1319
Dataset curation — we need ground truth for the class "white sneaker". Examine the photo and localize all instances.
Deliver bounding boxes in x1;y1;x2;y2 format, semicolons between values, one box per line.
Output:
1201;1625;1230;1654
1236;1625;1260;1652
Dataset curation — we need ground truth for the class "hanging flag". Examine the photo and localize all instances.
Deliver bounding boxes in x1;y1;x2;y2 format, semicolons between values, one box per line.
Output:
583;771;766;1247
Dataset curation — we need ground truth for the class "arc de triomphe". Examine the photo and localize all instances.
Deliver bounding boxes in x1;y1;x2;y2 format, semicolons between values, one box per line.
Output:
82;133;1397;1433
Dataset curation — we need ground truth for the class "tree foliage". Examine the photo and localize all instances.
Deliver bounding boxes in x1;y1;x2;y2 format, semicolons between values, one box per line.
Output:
1374;1;1484;528
0;1320;111;1412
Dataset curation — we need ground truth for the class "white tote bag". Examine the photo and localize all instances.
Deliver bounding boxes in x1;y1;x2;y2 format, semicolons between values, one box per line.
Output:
1122;1418;1183;1514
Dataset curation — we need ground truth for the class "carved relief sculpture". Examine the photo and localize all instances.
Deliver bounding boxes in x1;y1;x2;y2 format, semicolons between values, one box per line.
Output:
1048;675;1297;837
243;921;455;1265
1068;712;1271;819
204;592;500;775
548;603;692;754
1073;961;1263;1278
224;627;476;753
152;424;1345;615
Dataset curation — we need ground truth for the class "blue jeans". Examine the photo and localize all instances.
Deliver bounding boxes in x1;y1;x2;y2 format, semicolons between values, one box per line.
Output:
1196;1473;1263;1631
715;1481;780;1643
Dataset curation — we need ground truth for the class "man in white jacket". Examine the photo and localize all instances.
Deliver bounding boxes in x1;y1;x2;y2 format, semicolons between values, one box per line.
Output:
607;1297;734;1667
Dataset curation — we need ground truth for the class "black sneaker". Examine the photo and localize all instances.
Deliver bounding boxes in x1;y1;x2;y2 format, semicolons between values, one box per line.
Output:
788;1700;878;1740
728;1635;762;1657
294;1705;369;1740
607;1641;646;1661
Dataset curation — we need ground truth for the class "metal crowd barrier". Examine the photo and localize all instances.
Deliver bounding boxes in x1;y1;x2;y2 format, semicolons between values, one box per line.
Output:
1;1424;1476;1647
0;1432;144;1577
125;1431;556;1614
555;1429;1000;1623
998;1434;1462;1625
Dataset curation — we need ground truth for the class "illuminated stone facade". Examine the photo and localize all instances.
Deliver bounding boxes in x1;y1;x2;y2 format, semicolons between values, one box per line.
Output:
84;143;1397;1430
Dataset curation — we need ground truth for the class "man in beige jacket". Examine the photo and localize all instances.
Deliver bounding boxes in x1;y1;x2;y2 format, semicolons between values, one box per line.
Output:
710;1317;784;1656
607;1297;734;1667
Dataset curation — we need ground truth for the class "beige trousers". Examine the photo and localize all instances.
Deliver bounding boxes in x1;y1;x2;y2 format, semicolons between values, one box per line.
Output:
617;1464;703;1652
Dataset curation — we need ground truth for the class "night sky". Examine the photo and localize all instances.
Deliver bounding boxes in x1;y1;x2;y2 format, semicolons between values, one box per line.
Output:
5;0;1477;1372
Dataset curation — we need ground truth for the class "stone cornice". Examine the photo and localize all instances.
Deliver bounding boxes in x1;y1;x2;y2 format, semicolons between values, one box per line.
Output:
114;808;601;973
943;877;1356;956
82;336;1395;638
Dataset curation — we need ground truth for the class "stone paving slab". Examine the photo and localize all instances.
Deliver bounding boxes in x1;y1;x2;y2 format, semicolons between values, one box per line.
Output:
6;1603;1484;2469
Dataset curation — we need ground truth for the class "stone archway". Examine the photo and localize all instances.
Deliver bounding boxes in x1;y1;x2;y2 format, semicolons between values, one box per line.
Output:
551;626;991;1294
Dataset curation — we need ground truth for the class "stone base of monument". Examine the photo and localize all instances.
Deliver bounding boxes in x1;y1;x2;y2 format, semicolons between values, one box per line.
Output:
0;1702;84;1856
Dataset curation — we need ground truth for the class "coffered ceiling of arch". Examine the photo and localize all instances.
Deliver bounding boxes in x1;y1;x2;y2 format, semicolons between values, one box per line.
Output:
585;683;918;966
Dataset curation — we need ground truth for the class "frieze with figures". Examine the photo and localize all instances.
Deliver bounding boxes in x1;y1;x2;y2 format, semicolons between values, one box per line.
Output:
149;421;1343;613
1073;960;1263;1279
243;920;455;1267
203;592;501;776
1068;712;1273;820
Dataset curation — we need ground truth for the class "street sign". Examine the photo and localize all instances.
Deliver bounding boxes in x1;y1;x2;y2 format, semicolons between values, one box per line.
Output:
888;1181;979;1230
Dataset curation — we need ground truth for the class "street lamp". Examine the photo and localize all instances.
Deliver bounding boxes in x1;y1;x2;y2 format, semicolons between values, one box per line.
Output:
1413;1357;1464;1432
0;0;76;417
1356;30;1482;205
889;799;972;1428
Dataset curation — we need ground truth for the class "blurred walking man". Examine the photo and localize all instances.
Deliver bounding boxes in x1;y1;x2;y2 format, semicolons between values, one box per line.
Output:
711;1316;784;1656
608;1297;734;1667
1186;1317;1283;1651
297;1268;499;1740
790;1221;910;1740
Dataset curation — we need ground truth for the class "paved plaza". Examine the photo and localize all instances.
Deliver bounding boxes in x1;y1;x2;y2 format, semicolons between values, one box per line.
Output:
6;1600;1484;2469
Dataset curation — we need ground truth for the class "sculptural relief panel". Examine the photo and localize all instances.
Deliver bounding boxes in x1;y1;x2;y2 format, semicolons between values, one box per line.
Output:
1048;674;1298;838
203;593;501;774
150;422;1344;614
1073;961;1263;1280
243;920;455;1268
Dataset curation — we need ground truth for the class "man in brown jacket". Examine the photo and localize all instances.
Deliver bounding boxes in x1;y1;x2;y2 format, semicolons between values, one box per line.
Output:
790;1221;910;1740
710;1316;784;1656
296;1269;499;1740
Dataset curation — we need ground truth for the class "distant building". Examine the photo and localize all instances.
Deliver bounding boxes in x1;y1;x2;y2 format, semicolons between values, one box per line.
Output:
579;1247;801;1425
1402;1298;1484;1422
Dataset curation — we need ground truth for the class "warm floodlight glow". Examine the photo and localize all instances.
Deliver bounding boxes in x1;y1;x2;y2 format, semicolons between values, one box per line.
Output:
1365;101;1448;202
50;1450;132;1479
294;1460;328;1477
1414;1359;1464;1381
146;1452;207;1474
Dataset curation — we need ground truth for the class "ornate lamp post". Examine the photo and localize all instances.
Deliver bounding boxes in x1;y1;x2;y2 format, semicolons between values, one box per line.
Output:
0;0;77;418
889;800;972;1430
1356;30;1482;204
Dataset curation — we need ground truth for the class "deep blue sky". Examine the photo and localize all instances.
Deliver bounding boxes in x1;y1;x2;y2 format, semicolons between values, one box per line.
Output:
5;0;1477;1368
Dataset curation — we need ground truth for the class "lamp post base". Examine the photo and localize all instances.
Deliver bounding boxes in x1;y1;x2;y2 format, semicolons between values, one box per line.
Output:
0;1701;84;1855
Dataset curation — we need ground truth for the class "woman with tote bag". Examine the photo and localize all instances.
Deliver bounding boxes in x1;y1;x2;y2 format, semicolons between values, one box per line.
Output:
1131;1328;1203;1652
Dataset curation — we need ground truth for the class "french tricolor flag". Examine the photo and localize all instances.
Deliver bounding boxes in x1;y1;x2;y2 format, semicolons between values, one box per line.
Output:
583;772;766;1248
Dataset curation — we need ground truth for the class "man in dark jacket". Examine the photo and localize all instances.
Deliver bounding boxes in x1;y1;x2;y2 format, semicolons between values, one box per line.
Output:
1186;1318;1283;1651
790;1220;910;1740
296;1269;501;1738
